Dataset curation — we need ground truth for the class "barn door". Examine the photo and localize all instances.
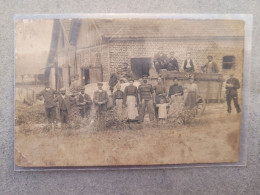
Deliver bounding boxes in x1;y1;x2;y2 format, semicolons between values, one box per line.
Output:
130;58;151;79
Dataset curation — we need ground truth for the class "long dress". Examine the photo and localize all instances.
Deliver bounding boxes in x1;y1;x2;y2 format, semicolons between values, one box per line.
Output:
184;83;199;109
113;90;125;120
124;85;139;120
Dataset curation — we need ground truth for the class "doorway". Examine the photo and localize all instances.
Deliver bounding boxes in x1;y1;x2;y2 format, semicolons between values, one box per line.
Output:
130;58;151;79
81;68;90;85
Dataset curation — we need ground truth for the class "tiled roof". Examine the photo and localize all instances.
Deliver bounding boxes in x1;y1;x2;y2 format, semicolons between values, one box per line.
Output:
91;19;245;39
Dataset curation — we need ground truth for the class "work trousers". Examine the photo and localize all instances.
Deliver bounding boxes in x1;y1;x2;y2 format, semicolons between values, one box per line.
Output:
45;106;56;123
139;99;155;122
226;94;241;113
60;109;68;123
79;105;92;118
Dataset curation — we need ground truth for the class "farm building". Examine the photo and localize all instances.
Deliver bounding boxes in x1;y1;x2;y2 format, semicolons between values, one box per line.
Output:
44;18;245;101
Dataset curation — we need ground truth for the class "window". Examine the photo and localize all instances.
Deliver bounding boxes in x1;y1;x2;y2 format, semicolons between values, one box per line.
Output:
222;56;235;69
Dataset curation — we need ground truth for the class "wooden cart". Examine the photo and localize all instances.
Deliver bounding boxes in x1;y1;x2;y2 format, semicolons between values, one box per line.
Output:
159;70;224;115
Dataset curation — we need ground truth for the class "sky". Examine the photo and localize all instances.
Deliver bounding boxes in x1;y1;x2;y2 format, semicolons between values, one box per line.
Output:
15;19;54;75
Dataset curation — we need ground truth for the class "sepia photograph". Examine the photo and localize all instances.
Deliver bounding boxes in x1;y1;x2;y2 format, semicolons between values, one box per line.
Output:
15;17;245;167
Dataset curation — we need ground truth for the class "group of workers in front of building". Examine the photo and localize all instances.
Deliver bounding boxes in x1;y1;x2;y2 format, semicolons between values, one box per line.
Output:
153;47;219;74
36;70;241;129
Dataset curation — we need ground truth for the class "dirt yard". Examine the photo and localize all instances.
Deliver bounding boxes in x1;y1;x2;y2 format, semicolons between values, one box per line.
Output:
15;101;241;167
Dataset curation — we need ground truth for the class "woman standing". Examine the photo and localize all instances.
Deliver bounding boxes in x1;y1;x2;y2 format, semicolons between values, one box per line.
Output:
184;77;199;109
113;83;125;121
124;79;139;121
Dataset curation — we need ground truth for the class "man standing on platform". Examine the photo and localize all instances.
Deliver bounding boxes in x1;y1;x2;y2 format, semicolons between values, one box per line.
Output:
138;76;155;122
225;74;241;114
201;55;219;73
183;52;195;72
154;47;168;73
167;51;179;72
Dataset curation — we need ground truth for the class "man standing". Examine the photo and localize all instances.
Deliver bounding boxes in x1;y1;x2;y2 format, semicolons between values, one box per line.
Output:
93;82;109;119
153;77;167;119
54;88;74;125
76;86;92;118
226;74;241;114
36;83;57;128
202;56;219;73
138;76;155;122
167;51;179;71
154;47;168;73
183;52;195;72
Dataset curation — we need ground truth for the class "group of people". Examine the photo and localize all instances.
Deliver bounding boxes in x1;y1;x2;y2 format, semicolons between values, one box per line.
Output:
37;74;203;129
36;85;92;128
36;70;241;129
154;47;219;74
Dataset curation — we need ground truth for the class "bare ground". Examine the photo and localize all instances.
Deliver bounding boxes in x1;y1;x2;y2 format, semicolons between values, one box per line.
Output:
15;101;241;167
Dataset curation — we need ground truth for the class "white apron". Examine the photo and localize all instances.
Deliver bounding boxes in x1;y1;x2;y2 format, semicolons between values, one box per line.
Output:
126;96;139;120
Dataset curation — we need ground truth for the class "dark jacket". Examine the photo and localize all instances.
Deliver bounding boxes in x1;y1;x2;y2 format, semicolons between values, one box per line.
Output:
202;61;219;73
226;78;240;96
183;59;195;72
168;84;184;97
93;90;108;104
124;85;139;105
54;95;75;112
36;88;57;108
113;90;125;105
154;53;168;70
167;58;179;71
76;93;92;109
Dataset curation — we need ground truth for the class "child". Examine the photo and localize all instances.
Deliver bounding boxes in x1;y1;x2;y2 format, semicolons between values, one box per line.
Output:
156;98;170;123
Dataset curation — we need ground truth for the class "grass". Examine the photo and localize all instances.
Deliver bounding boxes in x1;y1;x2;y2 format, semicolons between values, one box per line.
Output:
15;101;241;167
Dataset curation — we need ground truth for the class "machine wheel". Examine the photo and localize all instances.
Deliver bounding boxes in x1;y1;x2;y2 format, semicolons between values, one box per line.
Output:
196;95;206;115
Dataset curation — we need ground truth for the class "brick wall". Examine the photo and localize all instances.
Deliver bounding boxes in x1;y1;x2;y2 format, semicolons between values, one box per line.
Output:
108;38;244;101
76;45;110;83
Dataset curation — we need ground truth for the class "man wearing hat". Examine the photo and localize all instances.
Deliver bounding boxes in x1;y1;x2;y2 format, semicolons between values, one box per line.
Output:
36;82;57;127
153;47;168;73
54;88;75;125
76;86;92;118
201;56;219;73
167;51;179;72
225;74;241;114
138;76;155;122
93;82;109;119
